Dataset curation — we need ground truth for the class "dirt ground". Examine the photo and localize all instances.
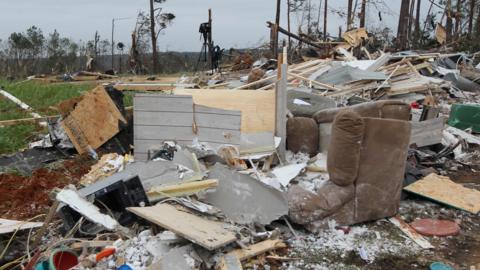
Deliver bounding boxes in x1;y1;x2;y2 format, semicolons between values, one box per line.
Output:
0;155;93;220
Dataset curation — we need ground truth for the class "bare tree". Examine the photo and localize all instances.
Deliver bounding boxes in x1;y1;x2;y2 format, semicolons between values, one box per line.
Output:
468;0;476;37
148;0;175;74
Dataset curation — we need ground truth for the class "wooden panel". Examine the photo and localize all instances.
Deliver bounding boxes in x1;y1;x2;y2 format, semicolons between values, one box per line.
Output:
173;89;275;133
404;173;480;214
410;118;444;147
127;204;237;250
62;86;126;154
134;94;241;161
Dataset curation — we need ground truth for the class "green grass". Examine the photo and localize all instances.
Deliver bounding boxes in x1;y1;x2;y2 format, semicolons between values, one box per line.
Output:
0;124;40;154
0;79;95;116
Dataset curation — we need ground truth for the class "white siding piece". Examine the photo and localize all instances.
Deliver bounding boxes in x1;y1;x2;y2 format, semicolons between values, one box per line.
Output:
134;94;241;161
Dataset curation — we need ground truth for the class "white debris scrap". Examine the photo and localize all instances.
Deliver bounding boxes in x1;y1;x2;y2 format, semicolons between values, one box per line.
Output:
56;189;118;230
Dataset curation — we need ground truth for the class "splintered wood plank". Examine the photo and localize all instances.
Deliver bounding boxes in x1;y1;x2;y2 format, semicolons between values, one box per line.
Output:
388;216;434;249
173;89;275;133
127;204;237;250
404;173;480;214
61;86;126;154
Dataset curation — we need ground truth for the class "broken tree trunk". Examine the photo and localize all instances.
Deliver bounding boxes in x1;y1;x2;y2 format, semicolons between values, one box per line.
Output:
468;0;475;37
446;0;453;43
359;0;366;28
397;0;411;49
347;0;354;30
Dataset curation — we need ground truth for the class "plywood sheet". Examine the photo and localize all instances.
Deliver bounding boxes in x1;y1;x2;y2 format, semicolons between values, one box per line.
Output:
173;89;275;133
127;204;237;250
404;173;480;214
62;86;126;154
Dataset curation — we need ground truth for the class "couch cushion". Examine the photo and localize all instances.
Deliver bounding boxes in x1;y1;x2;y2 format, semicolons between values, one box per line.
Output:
287;117;319;156
327;110;364;186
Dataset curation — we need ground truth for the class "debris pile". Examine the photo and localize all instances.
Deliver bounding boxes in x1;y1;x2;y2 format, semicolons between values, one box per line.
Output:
1;38;480;270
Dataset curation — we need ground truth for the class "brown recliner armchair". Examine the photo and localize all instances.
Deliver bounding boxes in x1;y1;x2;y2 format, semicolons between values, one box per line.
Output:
287;109;411;232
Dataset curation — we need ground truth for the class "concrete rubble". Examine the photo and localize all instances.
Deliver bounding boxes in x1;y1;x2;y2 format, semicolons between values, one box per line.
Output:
2;32;480;270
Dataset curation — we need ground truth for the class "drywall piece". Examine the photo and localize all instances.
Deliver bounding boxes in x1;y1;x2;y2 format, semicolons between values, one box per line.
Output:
90;159;195;191
127;203;237;250
410;118;445;147
272;163;307;187
173;89;275;133
56;189;118;230
388;216;434;249
134;94;241;161
62;86;126;154
239;132;275;156
205;164;288;225
173;148;201;172
404;173;480;214
0;219;43;235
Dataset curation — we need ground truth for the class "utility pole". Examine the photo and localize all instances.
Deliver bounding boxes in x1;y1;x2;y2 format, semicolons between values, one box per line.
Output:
111;17;132;72
111;19;114;70
207;9;213;70
323;0;328;41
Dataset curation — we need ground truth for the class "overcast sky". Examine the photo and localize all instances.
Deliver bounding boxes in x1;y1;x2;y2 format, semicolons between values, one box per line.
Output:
0;0;442;52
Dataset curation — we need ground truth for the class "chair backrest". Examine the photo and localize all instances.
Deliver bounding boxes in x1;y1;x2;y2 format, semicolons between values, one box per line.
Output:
353;117;411;223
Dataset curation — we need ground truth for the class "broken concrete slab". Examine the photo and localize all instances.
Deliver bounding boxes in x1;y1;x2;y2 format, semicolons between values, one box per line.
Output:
204;164;288;225
148;245;196;270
